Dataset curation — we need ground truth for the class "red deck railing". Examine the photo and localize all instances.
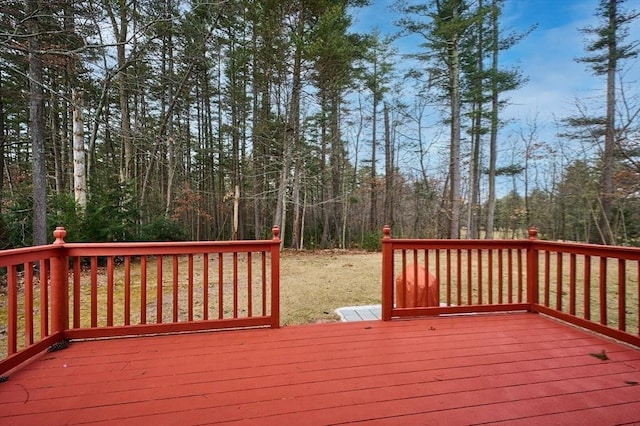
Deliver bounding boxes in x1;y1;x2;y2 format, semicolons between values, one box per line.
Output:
0;227;280;375
3;225;639;375
381;226;640;348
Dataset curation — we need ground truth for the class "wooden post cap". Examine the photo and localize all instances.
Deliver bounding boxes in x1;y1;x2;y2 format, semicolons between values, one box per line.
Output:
382;225;391;239
53;227;67;244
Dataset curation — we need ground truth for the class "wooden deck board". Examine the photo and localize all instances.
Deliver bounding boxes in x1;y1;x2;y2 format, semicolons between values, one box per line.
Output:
1;313;639;425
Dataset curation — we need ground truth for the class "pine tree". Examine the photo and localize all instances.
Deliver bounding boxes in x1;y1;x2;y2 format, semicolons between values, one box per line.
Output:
576;0;638;244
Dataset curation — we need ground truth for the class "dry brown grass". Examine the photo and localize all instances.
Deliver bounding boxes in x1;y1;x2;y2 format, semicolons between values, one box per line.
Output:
280;250;381;324
95;250;383;326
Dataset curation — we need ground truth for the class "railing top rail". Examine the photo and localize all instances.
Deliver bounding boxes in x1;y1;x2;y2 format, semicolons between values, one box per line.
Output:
381;225;640;259
0;226;282;260
0;245;61;267
531;240;640;259
382;238;531;250
63;239;280;257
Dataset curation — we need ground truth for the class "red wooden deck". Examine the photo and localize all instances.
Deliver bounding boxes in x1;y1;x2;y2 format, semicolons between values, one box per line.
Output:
2;313;639;425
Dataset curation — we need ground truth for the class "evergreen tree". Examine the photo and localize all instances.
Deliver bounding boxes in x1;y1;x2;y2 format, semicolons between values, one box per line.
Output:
576;0;638;244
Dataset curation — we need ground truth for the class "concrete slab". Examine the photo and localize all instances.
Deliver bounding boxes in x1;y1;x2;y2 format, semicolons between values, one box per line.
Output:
335;304;381;322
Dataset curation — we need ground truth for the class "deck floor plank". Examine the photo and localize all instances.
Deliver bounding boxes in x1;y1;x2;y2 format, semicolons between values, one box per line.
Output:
1;313;639;425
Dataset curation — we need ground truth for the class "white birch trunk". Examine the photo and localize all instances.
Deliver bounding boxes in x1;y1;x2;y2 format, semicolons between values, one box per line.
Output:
72;89;87;212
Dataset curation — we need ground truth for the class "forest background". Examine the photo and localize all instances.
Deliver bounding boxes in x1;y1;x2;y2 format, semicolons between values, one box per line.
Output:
0;0;638;250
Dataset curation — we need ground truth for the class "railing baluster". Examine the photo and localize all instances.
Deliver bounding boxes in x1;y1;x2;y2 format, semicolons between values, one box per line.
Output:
435;249;442;306
498;249;504;304
39;260;48;337
218;253;224;319
517;249;523;303
456;249;462;305
412;250;419;307
91;256;98;328
569;253;577;315
526;241;539;306
107;256;114;327
8;265;17;355
396;250;407;307
618;258;626;331
73;258;81;328
556;252;563;311
269;225;280;327
507;249;513;303
247;252;253;317
543;251;550;307
140;256;147;324
584;255;591;321
466;249;472;304
488;249;493;304
203;253;209;320
261;252;267;316
477;249;483;305
124;256;131;326
233;252;239;318
156;256;163;323
446;249;452;305
424;249;433;306
24;262;34;346
172;255;179;323
188;254;194;322
599;257;607;326
381;226;392;320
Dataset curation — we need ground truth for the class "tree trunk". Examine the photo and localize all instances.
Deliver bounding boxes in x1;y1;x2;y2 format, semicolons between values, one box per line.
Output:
290;5;304;249
164;14;176;218
72;89;87;212
468;0;484;239
383;103;393;227
28;0;47;246
50;84;64;195
274;130;291;248
0;70;6;244
320;99;330;247
449;33;462;239
113;1;133;184
468;99;481;239
598;0;617;245
369;73;378;232
486;0;499;239
330;91;343;247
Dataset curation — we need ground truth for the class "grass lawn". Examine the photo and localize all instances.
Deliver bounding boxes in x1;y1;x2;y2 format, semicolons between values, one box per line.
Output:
280;250;381;324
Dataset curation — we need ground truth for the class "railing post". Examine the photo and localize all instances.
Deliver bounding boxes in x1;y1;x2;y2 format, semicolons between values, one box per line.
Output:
270;226;280;328
381;226;393;321
526;226;539;309
50;227;69;334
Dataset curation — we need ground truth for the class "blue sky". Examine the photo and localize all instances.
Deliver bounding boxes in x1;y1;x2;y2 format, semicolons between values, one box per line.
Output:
349;0;639;144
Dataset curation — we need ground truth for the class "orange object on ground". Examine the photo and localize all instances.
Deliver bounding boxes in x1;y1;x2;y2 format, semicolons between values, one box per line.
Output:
395;264;439;308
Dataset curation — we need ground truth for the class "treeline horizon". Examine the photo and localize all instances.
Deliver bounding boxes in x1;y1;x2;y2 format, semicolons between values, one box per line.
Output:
0;0;638;250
